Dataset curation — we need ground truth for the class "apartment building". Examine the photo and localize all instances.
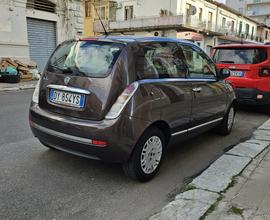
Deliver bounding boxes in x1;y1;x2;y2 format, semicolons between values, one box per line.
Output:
226;0;248;15
83;0;117;36
93;0;269;54
226;0;270;27
246;0;270;27
0;0;83;71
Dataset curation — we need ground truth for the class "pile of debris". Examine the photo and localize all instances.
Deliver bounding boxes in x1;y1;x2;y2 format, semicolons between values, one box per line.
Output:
0;58;40;83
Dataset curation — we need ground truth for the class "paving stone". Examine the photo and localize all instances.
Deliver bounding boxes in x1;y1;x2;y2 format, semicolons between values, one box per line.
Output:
227;140;269;159
253;130;270;141
150;189;219;220
192;155;251;192
258;120;270;131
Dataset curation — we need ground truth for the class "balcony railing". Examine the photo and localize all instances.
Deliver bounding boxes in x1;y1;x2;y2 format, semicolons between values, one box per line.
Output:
246;0;270;5
184;16;216;32
94;15;184;33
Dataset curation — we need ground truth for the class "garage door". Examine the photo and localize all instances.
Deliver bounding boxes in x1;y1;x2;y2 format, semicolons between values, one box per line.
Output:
27;18;56;72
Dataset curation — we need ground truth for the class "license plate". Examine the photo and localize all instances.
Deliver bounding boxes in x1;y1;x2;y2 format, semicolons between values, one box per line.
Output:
231;71;244;77
49;89;85;108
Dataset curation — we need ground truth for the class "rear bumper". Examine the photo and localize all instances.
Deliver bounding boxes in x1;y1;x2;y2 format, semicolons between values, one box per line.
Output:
29;103;150;163
235;88;270;105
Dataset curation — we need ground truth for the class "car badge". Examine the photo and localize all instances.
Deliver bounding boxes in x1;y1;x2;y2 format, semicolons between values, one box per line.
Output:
64;76;71;85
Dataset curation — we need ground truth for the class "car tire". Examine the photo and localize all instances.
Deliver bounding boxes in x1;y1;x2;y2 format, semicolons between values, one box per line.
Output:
122;127;165;182
217;105;235;136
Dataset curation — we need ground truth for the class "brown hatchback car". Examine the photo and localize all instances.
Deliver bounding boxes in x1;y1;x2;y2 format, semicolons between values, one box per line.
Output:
29;36;236;181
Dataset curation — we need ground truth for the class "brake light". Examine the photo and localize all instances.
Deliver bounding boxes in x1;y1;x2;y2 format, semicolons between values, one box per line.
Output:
259;67;270;77
32;78;41;104
92;140;108;147
105;82;139;120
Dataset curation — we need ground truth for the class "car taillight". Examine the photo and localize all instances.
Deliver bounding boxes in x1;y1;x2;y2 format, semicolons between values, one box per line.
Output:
32;78;41;104
105;82;139;120
92;140;108;147
259;67;270;77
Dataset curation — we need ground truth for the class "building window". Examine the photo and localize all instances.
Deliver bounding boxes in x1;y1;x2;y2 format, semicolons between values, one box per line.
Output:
239;8;243;14
231;20;235;32
239;21;243;35
246;24;250;36
199;8;203;21
85;0;91;17
222;17;226;28
26;0;55;13
125;6;134;20
95;6;106;20
251;26;254;39
208;12;213;24
266;31;269;40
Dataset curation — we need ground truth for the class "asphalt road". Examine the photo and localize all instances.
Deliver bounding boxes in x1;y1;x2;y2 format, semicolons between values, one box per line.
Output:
0;90;269;220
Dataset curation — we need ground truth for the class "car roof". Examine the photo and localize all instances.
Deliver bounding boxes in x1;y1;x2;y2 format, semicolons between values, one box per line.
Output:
213;44;270;49
80;35;196;46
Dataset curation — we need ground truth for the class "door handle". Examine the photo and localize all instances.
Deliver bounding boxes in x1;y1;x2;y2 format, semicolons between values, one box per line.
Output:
192;87;202;93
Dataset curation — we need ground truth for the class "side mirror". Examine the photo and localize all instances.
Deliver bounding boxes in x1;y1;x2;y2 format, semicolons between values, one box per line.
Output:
219;68;231;79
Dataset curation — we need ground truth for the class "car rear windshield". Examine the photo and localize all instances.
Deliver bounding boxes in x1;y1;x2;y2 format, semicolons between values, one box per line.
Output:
213;48;267;64
48;40;125;77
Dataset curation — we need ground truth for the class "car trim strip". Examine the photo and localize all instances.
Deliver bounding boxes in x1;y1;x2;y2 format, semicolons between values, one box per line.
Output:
31;121;93;145
138;78;217;84
172;117;223;136
171;129;188;136
47;85;91;95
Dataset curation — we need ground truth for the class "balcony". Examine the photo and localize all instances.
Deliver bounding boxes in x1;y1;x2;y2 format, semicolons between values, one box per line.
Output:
94;15;184;33
185;16;216;32
246;0;270;5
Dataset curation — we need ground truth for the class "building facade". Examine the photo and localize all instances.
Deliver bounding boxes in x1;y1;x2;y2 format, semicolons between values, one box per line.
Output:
226;0;270;27
83;0;117;36
226;0;248;15
93;0;270;54
0;0;83;71
246;0;270;27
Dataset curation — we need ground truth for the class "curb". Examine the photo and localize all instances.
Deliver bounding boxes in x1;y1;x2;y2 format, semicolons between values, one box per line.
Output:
149;119;270;220
0;84;37;92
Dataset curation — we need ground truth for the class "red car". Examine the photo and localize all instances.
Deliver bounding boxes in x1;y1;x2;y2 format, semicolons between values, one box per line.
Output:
212;44;270;106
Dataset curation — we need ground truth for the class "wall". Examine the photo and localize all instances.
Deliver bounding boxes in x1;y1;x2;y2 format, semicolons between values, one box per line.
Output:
0;0;29;61
83;0;95;36
0;0;83;62
226;0;247;14
115;0;178;21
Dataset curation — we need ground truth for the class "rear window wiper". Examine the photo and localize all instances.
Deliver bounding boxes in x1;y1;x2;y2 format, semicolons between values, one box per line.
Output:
219;61;235;63
63;66;87;77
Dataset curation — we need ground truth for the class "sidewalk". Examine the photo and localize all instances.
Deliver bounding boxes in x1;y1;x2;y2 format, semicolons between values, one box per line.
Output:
0;80;37;92
206;146;270;220
150;120;270;220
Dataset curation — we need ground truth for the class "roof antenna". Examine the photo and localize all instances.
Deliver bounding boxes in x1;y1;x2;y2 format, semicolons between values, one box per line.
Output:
92;2;108;36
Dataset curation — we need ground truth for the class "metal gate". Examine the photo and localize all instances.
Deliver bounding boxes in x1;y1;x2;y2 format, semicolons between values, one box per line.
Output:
27;18;56;72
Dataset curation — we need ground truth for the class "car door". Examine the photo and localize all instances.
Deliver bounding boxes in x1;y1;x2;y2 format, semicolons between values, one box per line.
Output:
135;42;193;138
179;44;227;131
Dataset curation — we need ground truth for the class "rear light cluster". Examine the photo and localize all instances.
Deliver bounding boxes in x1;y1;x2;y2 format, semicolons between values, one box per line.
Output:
32;78;41;104
259;67;270;77
92;139;108;147
105;82;139;120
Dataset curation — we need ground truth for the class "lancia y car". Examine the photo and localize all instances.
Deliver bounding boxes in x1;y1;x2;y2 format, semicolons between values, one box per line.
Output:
29;36;236;181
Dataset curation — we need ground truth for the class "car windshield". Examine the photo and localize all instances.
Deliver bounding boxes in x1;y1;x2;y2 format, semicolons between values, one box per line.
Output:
213;48;267;64
48;40;124;77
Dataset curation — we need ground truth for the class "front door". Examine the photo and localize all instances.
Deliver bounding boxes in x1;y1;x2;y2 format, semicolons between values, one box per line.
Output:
136;42;193;138
179;44;227;129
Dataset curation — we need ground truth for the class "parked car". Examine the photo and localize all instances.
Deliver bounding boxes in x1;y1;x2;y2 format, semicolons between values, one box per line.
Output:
212;44;270;106
29;36;236;182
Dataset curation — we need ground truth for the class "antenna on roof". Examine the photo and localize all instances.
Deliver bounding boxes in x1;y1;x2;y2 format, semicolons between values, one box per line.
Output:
92;2;108;36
